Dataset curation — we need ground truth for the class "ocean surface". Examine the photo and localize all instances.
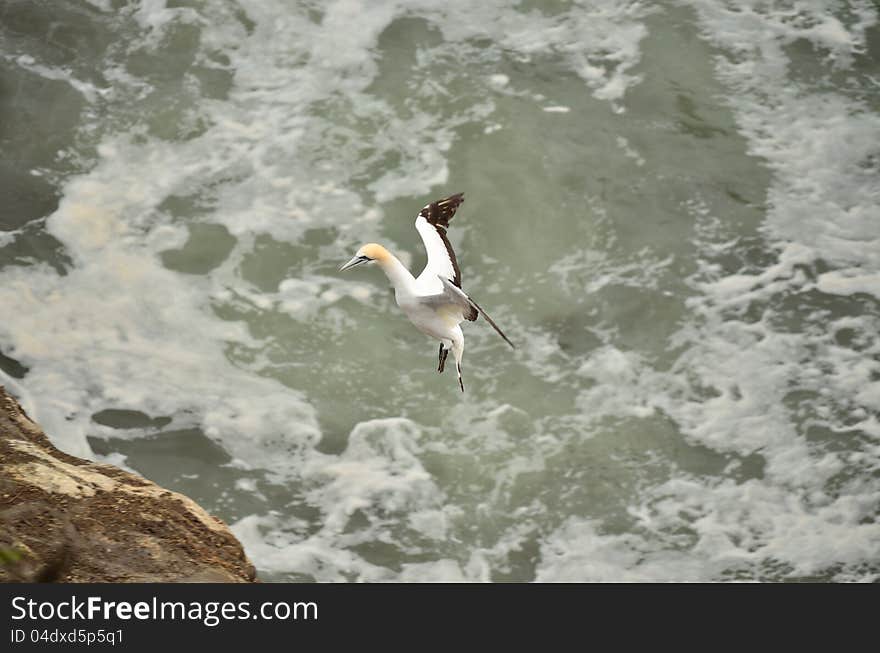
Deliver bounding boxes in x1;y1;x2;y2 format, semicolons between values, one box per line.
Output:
1;0;878;582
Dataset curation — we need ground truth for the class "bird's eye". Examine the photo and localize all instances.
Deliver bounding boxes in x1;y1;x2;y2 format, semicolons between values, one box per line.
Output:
359;255;372;262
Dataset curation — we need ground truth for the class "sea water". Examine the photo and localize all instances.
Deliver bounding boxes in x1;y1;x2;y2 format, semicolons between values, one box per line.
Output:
1;0;878;581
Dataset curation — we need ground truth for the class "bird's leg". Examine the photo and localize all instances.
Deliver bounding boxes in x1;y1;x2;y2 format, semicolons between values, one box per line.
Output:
451;331;465;393
438;344;449;373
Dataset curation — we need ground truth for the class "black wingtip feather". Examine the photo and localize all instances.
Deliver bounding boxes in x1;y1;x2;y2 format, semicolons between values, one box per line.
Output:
420;192;466;287
420;192;465;228
468;297;515;349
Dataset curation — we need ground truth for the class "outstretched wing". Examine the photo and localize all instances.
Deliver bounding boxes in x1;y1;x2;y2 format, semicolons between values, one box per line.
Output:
415;192;465;288
426;275;515;349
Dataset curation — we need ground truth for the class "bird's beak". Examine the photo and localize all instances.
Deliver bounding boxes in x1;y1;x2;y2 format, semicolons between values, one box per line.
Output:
339;255;368;272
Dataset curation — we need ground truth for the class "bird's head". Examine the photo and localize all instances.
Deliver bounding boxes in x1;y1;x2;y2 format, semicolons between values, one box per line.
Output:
339;243;389;272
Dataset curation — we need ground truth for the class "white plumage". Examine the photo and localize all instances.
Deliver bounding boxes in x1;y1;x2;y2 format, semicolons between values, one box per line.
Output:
340;192;514;392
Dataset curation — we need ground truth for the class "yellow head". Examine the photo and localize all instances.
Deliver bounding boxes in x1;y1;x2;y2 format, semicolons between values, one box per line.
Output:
339;243;390;271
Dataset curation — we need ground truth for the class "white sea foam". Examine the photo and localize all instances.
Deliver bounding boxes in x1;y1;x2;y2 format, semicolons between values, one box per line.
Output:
816;270;880;298
0;148;322;469
232;417;452;581
537;0;880;581
529;0;880;582
536;518;709;582
7;56;105;103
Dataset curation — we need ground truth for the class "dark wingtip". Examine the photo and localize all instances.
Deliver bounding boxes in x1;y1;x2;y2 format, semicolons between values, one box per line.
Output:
421;192;466;228
467;296;515;349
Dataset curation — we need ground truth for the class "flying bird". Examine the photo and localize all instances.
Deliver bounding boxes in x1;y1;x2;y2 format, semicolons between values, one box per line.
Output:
339;192;514;392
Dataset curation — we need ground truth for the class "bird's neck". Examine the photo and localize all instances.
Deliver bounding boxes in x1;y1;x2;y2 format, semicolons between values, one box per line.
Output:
377;253;416;295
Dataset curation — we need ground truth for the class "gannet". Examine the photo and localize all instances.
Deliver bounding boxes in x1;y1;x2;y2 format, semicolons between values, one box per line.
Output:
340;192;514;392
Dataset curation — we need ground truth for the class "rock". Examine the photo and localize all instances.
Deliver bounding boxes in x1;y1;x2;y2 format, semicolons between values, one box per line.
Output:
0;386;256;583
